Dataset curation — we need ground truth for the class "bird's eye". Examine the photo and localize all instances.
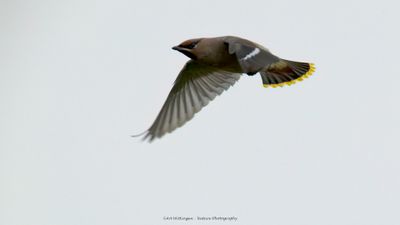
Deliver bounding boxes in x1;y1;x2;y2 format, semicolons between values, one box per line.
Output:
186;42;197;49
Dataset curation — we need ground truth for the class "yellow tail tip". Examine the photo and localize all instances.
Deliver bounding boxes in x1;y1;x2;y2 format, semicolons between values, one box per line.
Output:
263;63;316;88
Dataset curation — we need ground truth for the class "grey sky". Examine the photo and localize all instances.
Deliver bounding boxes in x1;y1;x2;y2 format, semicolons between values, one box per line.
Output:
1;0;400;224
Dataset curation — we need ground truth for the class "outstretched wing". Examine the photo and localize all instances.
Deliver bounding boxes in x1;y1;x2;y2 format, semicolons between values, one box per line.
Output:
224;36;280;74
142;60;241;142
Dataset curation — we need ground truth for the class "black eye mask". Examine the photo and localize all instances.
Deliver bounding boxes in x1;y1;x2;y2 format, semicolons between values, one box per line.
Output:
180;40;199;49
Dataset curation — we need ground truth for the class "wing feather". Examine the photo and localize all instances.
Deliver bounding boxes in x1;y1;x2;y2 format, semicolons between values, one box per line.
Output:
143;60;241;141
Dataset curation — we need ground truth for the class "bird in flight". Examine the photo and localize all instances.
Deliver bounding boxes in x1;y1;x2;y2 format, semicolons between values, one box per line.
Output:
134;36;315;142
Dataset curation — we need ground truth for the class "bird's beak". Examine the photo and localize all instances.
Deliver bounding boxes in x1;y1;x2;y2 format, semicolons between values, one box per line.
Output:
172;46;182;51
172;45;197;59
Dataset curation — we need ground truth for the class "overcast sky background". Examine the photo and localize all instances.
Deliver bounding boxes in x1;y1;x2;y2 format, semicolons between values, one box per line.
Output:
1;0;400;224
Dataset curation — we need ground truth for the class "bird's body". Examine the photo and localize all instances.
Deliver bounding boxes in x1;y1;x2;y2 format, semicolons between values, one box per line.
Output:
135;36;316;141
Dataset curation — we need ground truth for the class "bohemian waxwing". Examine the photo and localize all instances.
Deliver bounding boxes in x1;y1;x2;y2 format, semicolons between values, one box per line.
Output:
134;36;315;141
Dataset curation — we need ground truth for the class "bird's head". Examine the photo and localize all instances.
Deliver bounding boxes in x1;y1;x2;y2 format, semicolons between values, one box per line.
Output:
172;38;203;60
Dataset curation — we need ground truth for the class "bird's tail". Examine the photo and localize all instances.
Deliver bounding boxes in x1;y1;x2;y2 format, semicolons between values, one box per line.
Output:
260;59;315;88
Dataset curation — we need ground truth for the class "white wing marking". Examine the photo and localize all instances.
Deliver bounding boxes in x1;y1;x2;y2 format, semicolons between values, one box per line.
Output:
241;48;260;61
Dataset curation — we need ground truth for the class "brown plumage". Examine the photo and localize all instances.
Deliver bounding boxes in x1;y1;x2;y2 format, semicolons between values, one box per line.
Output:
134;36;316;141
